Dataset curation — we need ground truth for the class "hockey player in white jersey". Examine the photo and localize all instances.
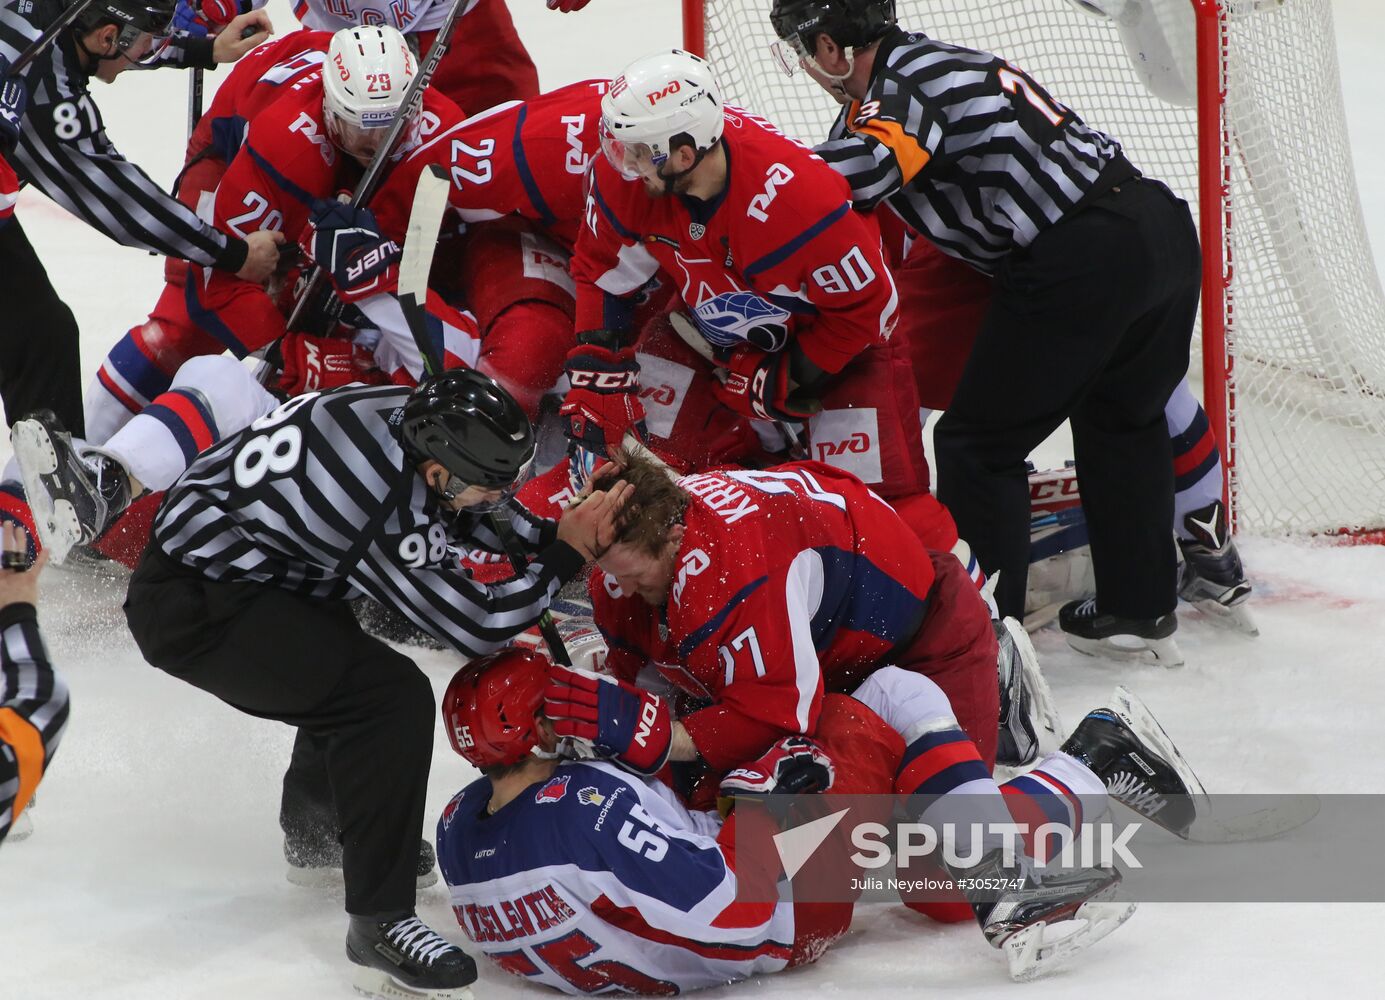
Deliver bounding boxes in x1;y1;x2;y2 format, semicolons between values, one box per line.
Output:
435;645;1208;986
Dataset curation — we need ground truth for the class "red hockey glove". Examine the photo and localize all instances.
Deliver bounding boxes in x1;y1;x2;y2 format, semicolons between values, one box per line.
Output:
720;736;836;801
713;347;822;423
559;338;647;459
279;332;378;395
199;0;249;27
546;0;592;10
544;664;672;776
304;199;402;303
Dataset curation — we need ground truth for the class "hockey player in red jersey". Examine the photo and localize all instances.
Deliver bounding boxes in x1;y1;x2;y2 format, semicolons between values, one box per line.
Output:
562;50;956;554
556;450;999;772
371;79;612;420
85;26;476;448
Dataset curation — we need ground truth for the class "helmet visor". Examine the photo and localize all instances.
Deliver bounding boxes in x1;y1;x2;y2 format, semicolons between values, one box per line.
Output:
598;116;662;181
769;37;810;78
327;107;418;163
442;452;536;513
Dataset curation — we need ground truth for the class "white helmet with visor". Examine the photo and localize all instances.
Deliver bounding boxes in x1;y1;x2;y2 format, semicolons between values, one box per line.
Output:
599;49;724;182
322;26;418;160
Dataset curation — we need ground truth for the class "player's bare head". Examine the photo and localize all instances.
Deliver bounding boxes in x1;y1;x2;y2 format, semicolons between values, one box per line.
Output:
600;49;724;196
769;0;894;101
323;26;419;165
593;449;689;605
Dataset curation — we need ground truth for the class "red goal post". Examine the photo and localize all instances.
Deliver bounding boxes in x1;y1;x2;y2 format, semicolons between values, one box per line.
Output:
683;0;1385;540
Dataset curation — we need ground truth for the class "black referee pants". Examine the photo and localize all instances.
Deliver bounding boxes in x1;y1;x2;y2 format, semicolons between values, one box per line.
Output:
935;178;1201;621
123;547;434;919
0;218;84;434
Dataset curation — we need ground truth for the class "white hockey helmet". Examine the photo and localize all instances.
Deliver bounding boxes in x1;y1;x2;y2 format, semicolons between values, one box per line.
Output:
323;26;418;160
599;49;724;180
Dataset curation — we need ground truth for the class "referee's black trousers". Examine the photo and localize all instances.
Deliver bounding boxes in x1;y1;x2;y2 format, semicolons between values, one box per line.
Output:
124;546;434;919
935;178;1201;621
0;218;84;433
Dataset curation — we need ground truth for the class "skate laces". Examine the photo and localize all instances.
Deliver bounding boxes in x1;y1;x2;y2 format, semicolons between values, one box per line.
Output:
385;915;457;965
1107;770;1165;815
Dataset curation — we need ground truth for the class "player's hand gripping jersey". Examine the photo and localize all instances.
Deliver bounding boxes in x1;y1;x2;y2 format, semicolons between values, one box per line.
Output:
591;463;963;770
436;759;795;995
572;107;898;377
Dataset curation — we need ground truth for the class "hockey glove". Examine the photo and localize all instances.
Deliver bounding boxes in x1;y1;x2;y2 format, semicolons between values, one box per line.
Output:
279;332;382;394
0;76;27;151
547;0;592;10
544;664;672;776
720;736;836;801
713;346;822;423
559;336;647;459
173;0;248;35
304;199;402;303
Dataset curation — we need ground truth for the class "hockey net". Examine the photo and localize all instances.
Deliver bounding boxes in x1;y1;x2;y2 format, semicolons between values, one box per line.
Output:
684;0;1385;537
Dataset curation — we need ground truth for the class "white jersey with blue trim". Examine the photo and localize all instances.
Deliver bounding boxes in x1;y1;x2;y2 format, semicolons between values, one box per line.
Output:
436;760;795;995
270;0;479;35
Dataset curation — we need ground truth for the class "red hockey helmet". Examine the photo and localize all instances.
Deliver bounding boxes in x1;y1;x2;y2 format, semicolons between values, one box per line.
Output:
443;647;549;768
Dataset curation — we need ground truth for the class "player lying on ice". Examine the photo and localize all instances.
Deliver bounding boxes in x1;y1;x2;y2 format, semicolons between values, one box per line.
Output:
435;639;1203;990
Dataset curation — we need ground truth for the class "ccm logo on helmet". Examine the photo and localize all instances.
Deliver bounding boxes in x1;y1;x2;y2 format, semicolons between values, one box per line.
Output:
646;80;682;106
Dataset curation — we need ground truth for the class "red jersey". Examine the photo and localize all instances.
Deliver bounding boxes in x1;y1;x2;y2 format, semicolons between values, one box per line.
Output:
374;79;608;250
188;30;336;166
186;76;464;357
572;110;898;376
590;463;937;771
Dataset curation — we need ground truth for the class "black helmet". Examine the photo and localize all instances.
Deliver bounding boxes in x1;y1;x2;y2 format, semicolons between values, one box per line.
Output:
74;0;178;36
770;0;896;58
401;369;535;490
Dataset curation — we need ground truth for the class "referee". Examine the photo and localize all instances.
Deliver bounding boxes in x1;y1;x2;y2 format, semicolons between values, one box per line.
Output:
0;0;279;434
771;0;1199;663
118;370;630;995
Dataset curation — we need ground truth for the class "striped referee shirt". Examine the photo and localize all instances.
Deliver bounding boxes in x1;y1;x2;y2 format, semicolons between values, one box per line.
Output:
0;602;69;845
0;0;247;271
152;384;584;658
815;27;1137;272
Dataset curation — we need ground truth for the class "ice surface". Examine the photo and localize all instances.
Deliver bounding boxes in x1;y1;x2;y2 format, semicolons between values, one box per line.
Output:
2;2;1382;997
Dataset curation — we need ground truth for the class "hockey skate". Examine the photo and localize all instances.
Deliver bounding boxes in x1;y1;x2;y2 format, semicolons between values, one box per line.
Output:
346;912;476;999
995;617;1063;767
1057;599;1183;667
10;413;131;565
950;848;1135;982
1177;501;1258;635
285;835;439;890
1061;687;1203;838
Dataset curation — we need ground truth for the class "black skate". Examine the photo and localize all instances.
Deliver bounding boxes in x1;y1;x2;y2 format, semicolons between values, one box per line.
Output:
11;412;131;565
995;617;1062;767
1178;501;1258;635
346;912;476;999
286;835;439;890
1058;598;1183;666
1061;687;1204;838
951;848;1135;981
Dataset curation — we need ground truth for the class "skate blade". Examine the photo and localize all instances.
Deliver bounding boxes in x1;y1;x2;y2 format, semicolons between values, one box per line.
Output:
1003;899;1138;982
1184;794;1321;844
351;967;473;1000
1188;596;1259;637
10;419;76;565
1065;633;1185;668
1002;616;1064;751
287;865;439;890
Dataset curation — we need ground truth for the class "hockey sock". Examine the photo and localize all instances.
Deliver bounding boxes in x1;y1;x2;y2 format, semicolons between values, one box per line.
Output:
998;751;1108;865
1165;379;1223;540
88;330;180;446
106;387;219;494
895;716;1015;860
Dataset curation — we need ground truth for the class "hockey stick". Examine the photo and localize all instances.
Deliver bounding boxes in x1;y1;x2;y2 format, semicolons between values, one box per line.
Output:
397;164;575;669
283;0;468;335
5;0;99;76
187;68;203;142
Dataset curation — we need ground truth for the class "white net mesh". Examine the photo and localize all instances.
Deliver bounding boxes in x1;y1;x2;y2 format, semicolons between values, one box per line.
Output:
695;0;1385;535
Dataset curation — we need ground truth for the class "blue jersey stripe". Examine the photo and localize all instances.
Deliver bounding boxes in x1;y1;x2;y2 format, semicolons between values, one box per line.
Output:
511;106;558;227
678;576;768;661
743;203;850;278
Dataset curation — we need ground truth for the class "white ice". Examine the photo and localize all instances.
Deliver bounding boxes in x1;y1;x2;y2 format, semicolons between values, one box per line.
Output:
2;1;1382;997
